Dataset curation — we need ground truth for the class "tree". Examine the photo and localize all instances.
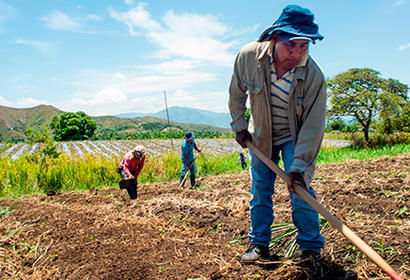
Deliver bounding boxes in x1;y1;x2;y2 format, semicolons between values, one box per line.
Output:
378;78;409;134
327;68;408;142
50;111;97;141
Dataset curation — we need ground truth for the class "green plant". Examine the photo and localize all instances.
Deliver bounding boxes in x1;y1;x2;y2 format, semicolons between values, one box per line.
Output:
343;244;360;264
395;206;408;218
212;222;223;234
0;206;15;218
370;238;398;258
50;253;59;261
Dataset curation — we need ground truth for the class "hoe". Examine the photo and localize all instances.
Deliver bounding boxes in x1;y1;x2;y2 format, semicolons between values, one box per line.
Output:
179;157;197;189
247;141;403;280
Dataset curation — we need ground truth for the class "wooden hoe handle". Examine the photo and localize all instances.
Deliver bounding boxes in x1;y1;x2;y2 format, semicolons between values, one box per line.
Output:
246;141;403;280
178;157;197;189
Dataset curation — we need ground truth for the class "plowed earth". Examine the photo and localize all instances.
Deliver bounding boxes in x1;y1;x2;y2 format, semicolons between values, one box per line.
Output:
0;153;409;280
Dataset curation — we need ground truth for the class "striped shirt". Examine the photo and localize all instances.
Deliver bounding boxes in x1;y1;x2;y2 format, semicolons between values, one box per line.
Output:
270;57;295;145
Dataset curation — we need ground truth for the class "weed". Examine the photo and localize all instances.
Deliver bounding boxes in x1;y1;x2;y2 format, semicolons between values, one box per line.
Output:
370;238;398;259
50;253;59;261
184;217;190;227
212;222;223;234
381;190;398;199
396;206;408;217
0;206;15;217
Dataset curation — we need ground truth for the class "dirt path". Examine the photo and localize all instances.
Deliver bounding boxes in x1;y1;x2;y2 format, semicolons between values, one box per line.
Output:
0;153;409;279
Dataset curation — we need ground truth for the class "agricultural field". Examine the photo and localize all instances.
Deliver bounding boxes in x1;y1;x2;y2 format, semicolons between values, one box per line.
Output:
0;138;352;160
0;152;408;279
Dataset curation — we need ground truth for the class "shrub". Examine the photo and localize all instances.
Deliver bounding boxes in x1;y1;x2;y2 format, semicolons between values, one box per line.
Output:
352;132;409;148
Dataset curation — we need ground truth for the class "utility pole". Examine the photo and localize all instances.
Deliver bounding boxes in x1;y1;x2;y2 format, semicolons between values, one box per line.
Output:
163;90;174;150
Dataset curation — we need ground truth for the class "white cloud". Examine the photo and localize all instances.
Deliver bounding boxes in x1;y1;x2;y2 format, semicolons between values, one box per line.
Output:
58;65;224;115
65;88;131;116
124;0;135;6
53;5;244;116
41;10;103;32
109;4;236;66
128;89;226;114
113;73;127;80
108;3;162;36
17;97;48;108
70;66;219;96
12;84;31;93
398;43;410;51
141;59;203;75
15;39;53;53
0;1;17;31
163;11;227;37
0;96;12;106
0;96;50;110
86;14;103;21
65;88;129;116
41;11;82;31
73;88;127;105
163;89;228;113
394;0;406;6
119;71;218;95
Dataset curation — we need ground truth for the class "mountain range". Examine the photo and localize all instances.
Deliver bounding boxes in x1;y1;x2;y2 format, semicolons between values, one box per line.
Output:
115;106;231;129
0;105;232;142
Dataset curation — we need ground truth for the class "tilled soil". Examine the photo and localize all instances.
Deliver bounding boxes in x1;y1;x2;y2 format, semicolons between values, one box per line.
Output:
0;153;409;280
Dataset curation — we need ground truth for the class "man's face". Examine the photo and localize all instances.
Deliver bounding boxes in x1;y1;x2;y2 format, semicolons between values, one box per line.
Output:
273;39;309;71
187;139;193;144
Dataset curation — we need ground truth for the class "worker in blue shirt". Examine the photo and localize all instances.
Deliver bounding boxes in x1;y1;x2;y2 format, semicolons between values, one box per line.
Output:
180;132;201;189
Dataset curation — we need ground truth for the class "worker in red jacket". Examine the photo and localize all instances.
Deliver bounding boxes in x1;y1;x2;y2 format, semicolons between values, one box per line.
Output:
117;145;146;199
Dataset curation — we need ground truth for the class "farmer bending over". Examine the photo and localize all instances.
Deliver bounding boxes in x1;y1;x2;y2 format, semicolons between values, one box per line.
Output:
118;145;146;199
228;5;326;264
180;132;201;189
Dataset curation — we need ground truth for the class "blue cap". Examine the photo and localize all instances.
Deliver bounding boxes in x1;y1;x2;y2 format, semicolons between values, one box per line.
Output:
185;131;193;140
258;5;323;43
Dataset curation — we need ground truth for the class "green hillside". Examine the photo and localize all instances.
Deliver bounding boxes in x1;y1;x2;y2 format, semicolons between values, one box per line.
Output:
0;105;232;142
0;105;64;142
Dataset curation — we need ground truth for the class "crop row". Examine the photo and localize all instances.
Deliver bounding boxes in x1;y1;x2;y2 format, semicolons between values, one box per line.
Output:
0;139;243;160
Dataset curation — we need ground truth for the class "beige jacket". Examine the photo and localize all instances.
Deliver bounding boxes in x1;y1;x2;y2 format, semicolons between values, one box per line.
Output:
228;41;326;185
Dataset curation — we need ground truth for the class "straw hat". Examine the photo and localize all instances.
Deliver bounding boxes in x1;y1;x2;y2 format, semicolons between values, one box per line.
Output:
132;145;146;156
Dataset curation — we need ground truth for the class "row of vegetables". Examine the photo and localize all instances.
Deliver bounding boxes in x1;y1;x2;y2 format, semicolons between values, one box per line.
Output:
0;139;243;160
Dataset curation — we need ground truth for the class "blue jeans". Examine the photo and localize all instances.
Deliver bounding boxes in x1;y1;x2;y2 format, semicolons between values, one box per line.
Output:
248;140;324;253
180;161;197;187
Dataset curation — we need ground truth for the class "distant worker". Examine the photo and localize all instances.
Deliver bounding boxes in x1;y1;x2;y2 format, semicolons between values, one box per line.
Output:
237;152;247;169
180;132;201;189
117;145;146;199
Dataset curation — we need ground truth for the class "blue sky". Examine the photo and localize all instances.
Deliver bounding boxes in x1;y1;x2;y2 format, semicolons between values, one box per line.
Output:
0;0;409;116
